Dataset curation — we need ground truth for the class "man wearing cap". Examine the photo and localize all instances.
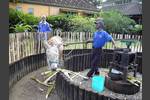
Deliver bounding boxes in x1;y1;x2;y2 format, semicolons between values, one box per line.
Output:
36;15;52;53
86;18;117;78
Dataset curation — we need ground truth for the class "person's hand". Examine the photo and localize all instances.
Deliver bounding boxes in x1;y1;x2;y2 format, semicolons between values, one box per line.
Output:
86;39;91;43
63;43;68;46
114;45;119;49
86;40;89;43
114;45;117;49
113;44;118;49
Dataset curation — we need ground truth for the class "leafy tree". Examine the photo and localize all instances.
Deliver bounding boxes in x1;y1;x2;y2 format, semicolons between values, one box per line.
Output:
129;24;142;34
99;10;136;34
22;13;39;25
69;15;96;32
9;8;24;33
9;8;39;33
47;14;96;32
47;14;72;31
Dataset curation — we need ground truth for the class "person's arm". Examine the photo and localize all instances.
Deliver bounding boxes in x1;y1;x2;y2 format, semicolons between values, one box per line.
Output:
47;23;52;32
86;39;93;43
105;31;117;48
111;38;117;48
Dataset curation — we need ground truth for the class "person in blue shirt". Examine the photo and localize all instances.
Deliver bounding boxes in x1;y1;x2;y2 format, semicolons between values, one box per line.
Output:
37;15;52;40
86;18;116;78
36;15;52;53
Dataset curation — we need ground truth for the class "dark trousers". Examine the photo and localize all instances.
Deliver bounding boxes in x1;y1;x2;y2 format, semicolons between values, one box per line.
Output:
87;48;102;77
35;32;48;54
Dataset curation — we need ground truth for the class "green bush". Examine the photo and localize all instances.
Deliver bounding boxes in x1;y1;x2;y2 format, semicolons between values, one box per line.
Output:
9;8;95;33
22;13;39;25
98;10;137;34
69;15;96;32
14;24;32;32
130;24;142;34
9;8;24;33
9;8;24;25
9;8;141;34
47;14;72;31
9;8;39;33
47;14;96;32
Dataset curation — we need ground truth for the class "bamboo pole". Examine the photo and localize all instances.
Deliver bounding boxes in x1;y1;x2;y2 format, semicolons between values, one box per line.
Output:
46;85;55;99
43;71;59;84
30;76;50;87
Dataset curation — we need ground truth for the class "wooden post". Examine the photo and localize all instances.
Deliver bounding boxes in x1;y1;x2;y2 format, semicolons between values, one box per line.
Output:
90;91;98;100
68;82;74;100
73;84;79;100
84;89;91;100
78;86;85;100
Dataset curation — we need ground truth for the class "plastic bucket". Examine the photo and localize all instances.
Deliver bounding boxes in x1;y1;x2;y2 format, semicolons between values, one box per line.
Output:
92;75;105;92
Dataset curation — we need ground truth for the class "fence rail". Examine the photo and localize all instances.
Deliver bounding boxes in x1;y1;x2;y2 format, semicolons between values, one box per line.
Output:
9;32;142;63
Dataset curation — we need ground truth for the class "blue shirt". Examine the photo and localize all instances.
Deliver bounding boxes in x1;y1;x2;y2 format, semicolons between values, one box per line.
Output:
37;21;52;40
93;30;112;48
38;21;52;32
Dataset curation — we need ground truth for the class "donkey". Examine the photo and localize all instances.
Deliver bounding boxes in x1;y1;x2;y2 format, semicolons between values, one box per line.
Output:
43;36;64;71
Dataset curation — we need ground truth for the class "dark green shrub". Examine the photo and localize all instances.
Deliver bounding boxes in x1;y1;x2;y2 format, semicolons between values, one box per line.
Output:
69;15;96;32
129;24;142;34
99;10;136;34
9;8;39;33
47;14;72;31
14;24;32;32
9;8;24;33
47;14;96;32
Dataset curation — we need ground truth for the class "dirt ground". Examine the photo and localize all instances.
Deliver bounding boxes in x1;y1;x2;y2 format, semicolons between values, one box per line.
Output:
9;67;142;100
9;67;60;100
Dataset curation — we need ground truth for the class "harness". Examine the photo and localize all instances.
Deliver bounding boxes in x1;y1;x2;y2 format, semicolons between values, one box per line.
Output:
48;60;59;64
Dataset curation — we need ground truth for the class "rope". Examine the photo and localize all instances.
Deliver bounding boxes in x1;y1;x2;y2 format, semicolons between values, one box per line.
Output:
63;49;74;57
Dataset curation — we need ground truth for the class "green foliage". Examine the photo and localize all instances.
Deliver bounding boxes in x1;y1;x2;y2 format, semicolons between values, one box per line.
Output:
47;14;72;31
9;8;142;34
9;8;24;27
99;10;136;34
129;24;142;34
14;24;32;32
70;16;96;32
47;14;96;32
9;8;39;33
22;13;39;25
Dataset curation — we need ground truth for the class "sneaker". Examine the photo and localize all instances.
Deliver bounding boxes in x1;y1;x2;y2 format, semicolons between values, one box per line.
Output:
95;71;100;75
87;70;94;78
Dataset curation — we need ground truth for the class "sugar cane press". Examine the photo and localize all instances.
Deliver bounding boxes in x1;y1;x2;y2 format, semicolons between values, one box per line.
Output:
105;48;141;95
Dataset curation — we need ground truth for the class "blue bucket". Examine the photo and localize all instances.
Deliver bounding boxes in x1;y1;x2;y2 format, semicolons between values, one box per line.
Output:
92;75;105;92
